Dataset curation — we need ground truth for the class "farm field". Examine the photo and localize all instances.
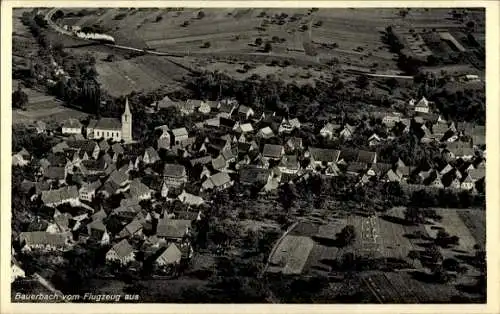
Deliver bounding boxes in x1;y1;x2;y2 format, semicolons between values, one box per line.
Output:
12;83;88;125
362;271;477;303
57;7;465;77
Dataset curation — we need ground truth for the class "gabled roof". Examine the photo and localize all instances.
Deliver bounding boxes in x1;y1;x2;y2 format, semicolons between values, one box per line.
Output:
239;166;271;184
172;127;188;137
95;118;121;130
279;155;299;169
262;144;284;159
108;170;129;187
111;143;124;155
320;122;340;133
129;179;151;197
310;147;341;163
209;172;232;187
468;168;485;181
44;166;65;180
81;180;102;192
46;153;67;166
357;150;377;164
178;190;204;206
109;239;134;257
416;97;430;108
220;117;237;128
144;147;160;161
346;162;368;173
189;155;212;167
88;219;106;232
156;243;182;265
119;219;143;237
19;232;67;247
163;163;186;177
157;218;191;239
238;123;254;133
238;105;252;114
92;209;107;221
62;118;82;129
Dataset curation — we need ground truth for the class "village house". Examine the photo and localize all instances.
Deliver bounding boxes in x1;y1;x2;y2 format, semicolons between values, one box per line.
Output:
239;166;272;186
163;163;188;188
197;100;212;114
12;148;31;167
414;97;430;113
320;122;341;139
178;190;205;207
285;137;304;153
87;220;110;245
62;118;83;135
444;141;475;160
156;218;192;242
118;218;144;239
278;155;300;174
279;118;301;134
257;126;275;139
19;231;71;252
79;180;102;202
155;243;183;268
128;179;152;200
262;144;285;161
11;258;26;283
87;98;133;143
368;133;383;147
46;213;72;234
35;120;47;134
67;140;100;160
235;123;254;134
105;239;135;265
340;124;356;140
171;128;189;146
237;105;255;120
201;172;233;191
41;186;79;207
143;147;160;165
307;147;340;169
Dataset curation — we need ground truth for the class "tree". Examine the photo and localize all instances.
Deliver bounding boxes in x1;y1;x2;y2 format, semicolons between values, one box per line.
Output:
404;206;425;224
337;225;356;247
424;245;443;265
255;37;263;46
263;42;272;52
197;11;205;19
442;258;459;272
385;78;399;90
12;85;29;109
355;75;369;89
407;250;420;267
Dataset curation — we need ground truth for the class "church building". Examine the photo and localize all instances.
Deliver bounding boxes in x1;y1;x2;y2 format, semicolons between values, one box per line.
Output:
87;98;133;143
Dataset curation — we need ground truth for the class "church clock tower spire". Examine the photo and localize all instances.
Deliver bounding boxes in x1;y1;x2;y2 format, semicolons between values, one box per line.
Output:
121;97;132;143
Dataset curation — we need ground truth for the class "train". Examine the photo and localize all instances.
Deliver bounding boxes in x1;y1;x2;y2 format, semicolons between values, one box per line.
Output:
73;31;116;44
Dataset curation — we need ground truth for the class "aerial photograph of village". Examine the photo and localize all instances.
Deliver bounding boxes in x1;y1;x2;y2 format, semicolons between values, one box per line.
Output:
10;7;486;303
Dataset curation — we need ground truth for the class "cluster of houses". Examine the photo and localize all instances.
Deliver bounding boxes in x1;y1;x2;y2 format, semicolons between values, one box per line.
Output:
11;94;486;277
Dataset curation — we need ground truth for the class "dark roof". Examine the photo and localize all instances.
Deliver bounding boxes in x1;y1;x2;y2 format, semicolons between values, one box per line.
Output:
238;142;252;154
45;166;66;180
157;219;191;239
108;169;129;186
346;162;368;173
109;239;134;257
95;118;121;130
239;166;271;185
46;153;67;166
219;117;237;128
163;164;186;178
357;150;377;164
310;147;341;163
262;144;284;159
189;155;212;166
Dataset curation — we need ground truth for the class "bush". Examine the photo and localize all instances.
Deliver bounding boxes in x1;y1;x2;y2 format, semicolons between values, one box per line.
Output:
114;13;127;20
181;20;190;27
155;15;163;22
201;42;211;48
197;11;205;19
255;37;263;46
336;225;356;247
263;42;272;52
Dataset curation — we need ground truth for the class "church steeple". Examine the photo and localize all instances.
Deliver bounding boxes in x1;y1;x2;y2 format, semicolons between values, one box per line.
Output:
121;97;132;143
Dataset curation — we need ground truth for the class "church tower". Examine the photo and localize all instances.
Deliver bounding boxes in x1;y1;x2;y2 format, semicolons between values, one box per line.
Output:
121;98;133;143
